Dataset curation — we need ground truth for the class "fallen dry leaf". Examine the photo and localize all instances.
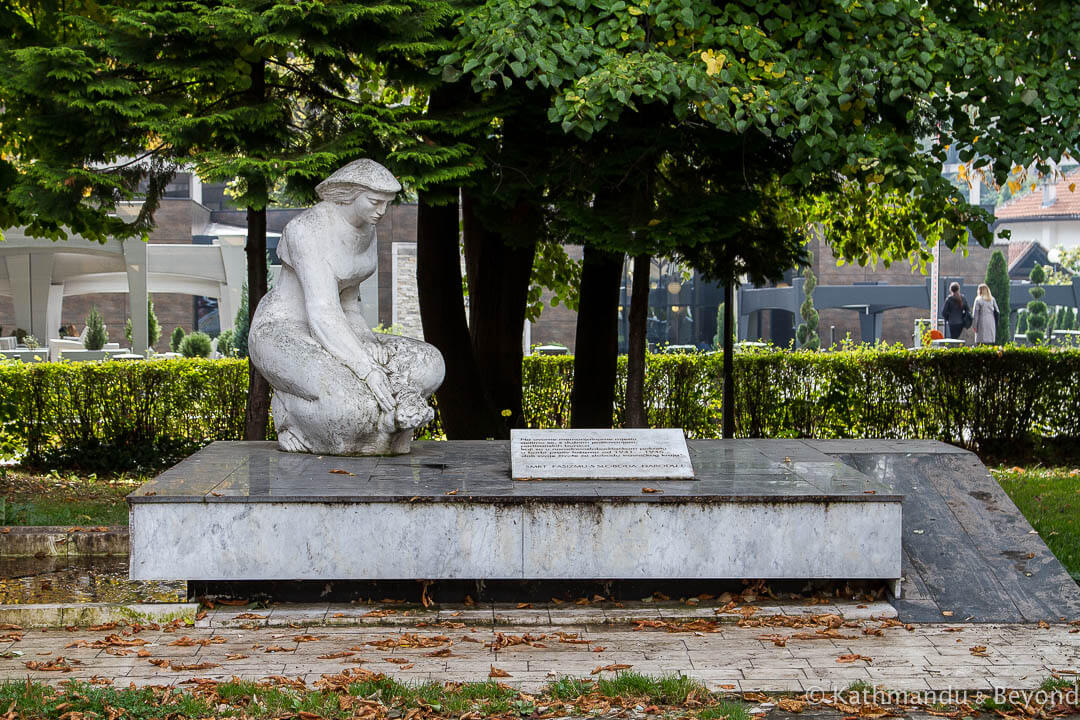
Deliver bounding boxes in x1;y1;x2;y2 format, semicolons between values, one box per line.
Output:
169;662;220;672
24;657;79;672
329;469;356;476
641;487;662;494
488;665;511;678
426;647;454;657
592;663;633;674
384;657;411;665
836;654;872;664
264;646;292;653
225;654;249;661
970;645;989;657
169;636;226;647
362;610;397;618
488;632;546;650
317;651;355;660
778;698;807;713
234;613;267;620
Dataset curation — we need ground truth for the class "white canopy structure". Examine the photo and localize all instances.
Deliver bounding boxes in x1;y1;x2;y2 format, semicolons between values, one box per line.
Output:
0;228;247;355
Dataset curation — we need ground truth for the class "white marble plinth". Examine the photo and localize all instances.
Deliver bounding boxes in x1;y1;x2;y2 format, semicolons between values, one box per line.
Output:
128;440;903;589
130;499;899;582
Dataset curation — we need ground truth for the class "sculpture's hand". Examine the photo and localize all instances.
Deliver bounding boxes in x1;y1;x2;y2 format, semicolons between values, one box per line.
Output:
363;367;395;413
368;338;390;366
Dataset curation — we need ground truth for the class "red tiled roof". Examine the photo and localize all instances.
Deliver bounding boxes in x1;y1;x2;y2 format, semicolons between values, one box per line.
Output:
996;168;1080;219
1008;240;1036;268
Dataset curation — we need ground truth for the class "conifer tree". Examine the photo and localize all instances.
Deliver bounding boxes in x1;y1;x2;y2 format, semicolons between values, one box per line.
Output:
84;307;108;351
170;327;186;353
1026;265;1050;345
985;250;1010;345
797;259;820;350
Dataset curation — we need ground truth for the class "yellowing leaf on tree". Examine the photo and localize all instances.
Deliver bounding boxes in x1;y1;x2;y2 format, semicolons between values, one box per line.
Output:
700;50;725;76
627;5;643;15
1070;183;1076;192
1007;180;1021;193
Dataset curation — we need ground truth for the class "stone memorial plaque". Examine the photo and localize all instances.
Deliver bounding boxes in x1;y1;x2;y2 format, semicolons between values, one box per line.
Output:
511;428;695;480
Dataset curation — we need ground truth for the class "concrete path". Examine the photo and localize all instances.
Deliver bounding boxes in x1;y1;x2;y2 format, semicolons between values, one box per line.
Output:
1;603;1077;694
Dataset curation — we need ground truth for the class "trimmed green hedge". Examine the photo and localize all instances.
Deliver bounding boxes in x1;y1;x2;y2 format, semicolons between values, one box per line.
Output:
0;358;248;468
1;348;1078;468
523;346;1080;447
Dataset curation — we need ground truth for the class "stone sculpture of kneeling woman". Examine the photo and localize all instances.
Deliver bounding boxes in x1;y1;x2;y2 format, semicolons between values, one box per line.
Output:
249;159;444;455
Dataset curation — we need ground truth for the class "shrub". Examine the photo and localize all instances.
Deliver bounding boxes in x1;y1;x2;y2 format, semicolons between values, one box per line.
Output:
179;331;212;358
0;358;248;469
712;303;725;348
170;326;186;353
985;250;1010;344
216;329;235;357
1026;265;1050;344
2;347;1080;469
84;307;108;350
124;296;162;348
234;283;250;357
796;259;820;350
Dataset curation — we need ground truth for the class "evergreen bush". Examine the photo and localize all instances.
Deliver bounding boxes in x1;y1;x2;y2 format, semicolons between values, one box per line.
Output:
985;250;1010;344
216;329;235;357
234;283;250;358
1;349;1079;468
124;296;162;348
179;331;212;358
170;327;186;353
796;261;820;350
712;303;725;348
84;307;108;351
1026;265;1050;344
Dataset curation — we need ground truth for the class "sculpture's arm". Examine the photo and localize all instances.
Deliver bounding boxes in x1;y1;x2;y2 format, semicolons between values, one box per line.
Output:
289;237;395;411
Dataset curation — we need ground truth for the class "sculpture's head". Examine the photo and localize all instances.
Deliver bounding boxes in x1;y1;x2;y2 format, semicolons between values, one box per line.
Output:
316;159;402;227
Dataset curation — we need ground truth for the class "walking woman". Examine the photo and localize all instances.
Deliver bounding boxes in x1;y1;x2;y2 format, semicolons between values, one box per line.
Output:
972;283;1000;344
941;282;970;340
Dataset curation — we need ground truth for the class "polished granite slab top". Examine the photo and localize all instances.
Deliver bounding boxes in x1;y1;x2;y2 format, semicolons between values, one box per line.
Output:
128;440;903;504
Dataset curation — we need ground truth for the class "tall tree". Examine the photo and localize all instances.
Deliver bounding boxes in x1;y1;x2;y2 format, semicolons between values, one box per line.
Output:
445;0;1080;432
3;0;452;439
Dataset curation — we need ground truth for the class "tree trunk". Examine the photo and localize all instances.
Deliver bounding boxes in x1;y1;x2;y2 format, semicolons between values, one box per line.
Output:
243;60;271;441
625;253;650;428
721;278;735;438
416;191;502;439
461;191;537;436
570;245;624;428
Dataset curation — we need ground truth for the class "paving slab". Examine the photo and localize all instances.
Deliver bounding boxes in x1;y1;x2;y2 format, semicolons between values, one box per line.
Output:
0;607;1076;693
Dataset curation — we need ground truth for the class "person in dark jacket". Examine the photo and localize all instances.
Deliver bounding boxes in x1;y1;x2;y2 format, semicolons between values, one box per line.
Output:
940;282;969;341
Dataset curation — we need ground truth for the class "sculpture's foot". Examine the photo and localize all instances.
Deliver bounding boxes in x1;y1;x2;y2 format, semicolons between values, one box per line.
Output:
278;427;311;453
394;390;434;430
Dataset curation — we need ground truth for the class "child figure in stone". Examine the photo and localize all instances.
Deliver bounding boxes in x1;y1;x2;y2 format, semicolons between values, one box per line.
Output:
249;159;444;455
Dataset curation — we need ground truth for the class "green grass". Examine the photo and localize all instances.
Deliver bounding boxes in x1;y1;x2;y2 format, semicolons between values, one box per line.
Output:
346;678;519;716
994;466;1080;581
0;681;215;720
0;469;140;527
595;671;707;704
1;674;745;720
698;700;751;720
1040;675;1078;692
1;497;128;526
